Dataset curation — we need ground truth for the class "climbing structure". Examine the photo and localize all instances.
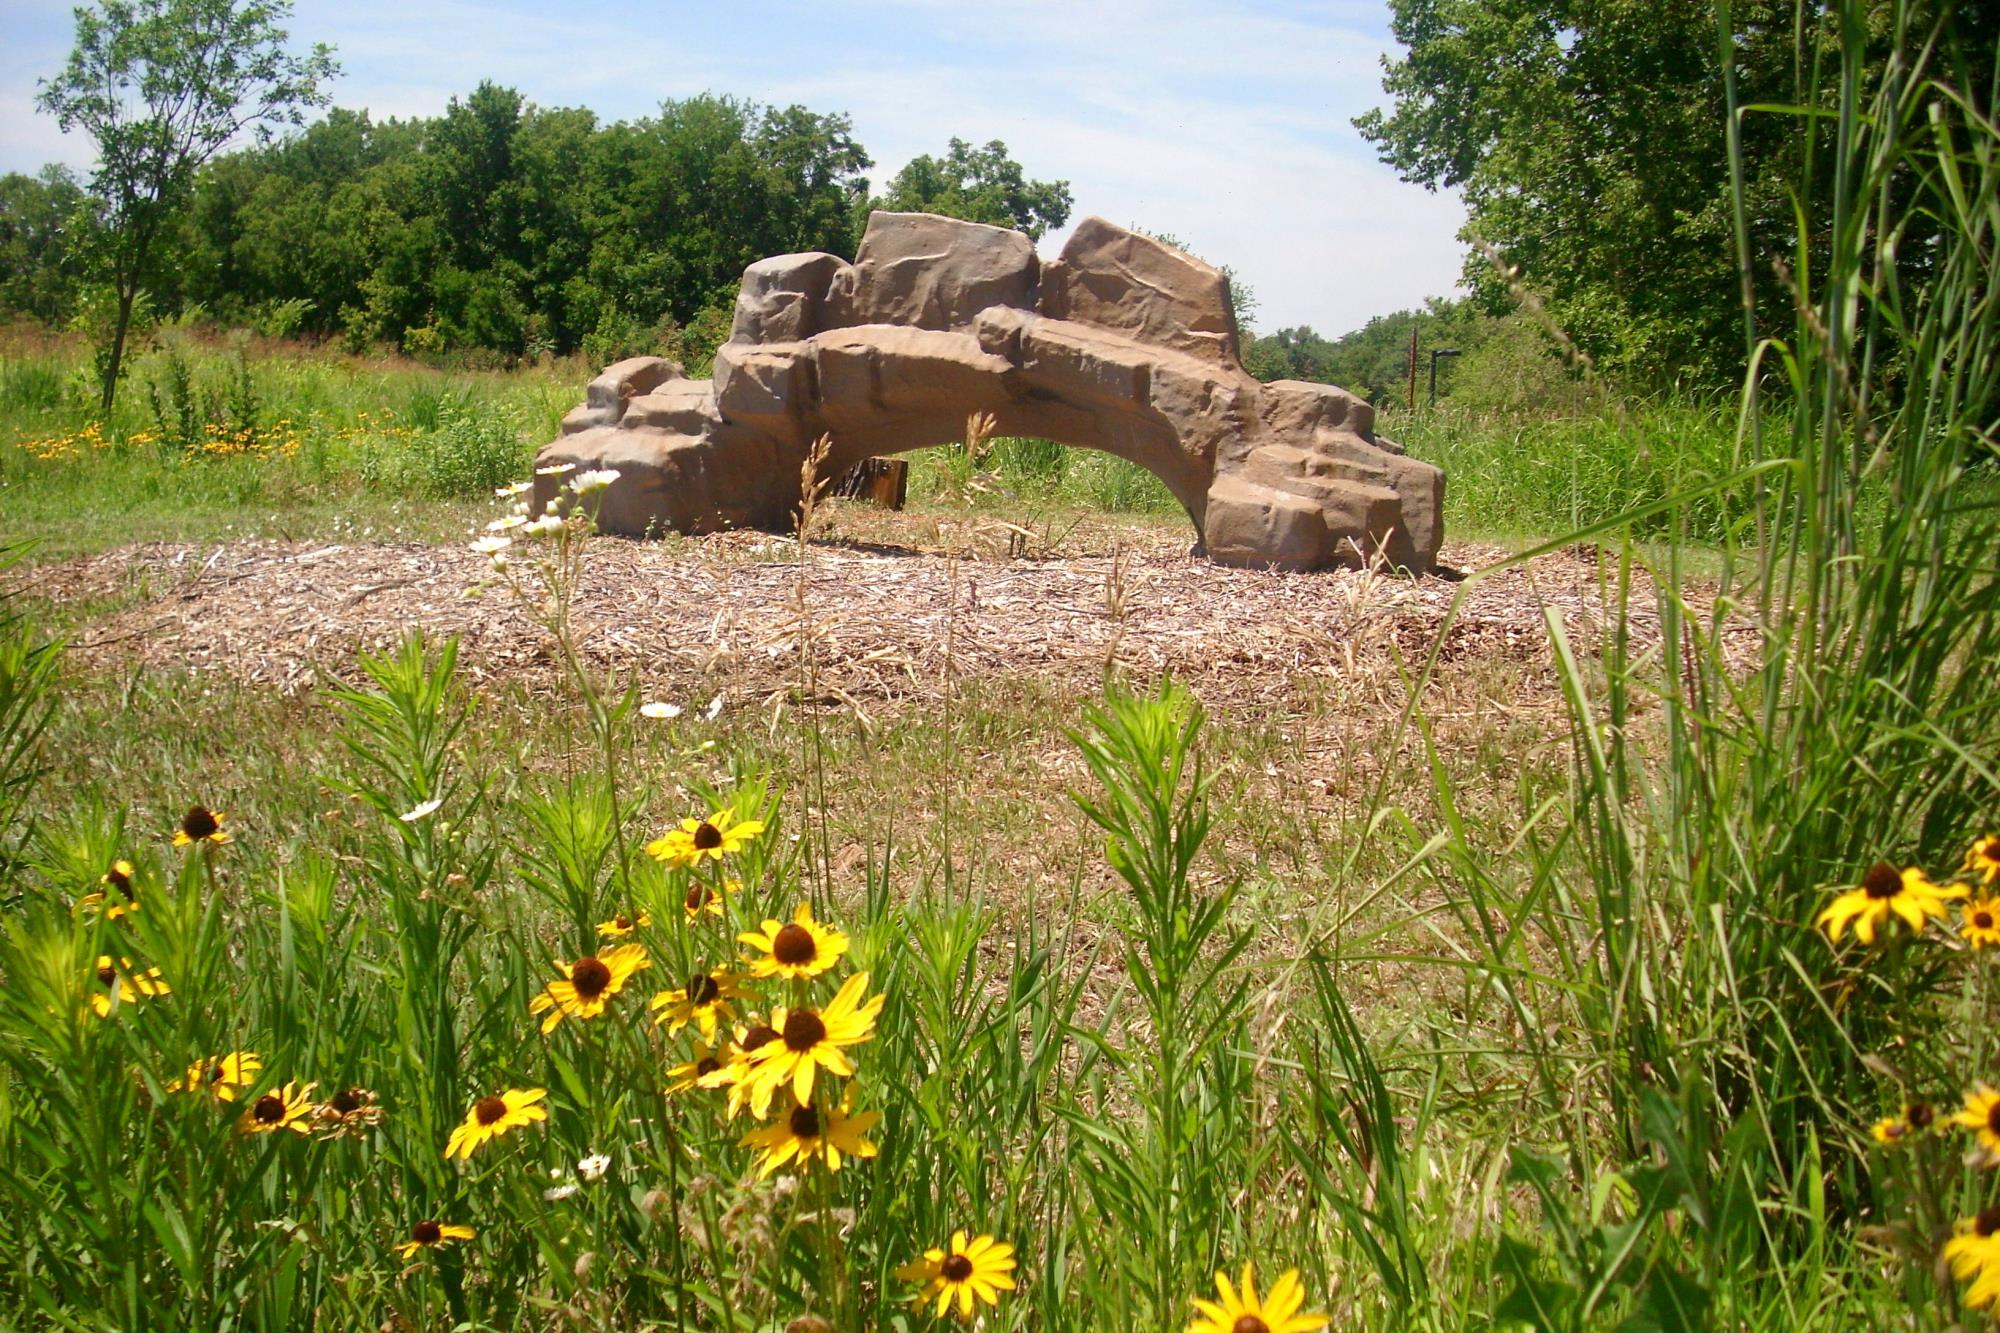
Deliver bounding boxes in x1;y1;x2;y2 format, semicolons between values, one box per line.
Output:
534;212;1443;573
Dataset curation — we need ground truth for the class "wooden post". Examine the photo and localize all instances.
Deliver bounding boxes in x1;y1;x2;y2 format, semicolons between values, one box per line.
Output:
831;458;908;510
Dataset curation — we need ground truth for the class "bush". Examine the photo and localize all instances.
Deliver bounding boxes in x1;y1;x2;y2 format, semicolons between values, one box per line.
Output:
358;402;528;498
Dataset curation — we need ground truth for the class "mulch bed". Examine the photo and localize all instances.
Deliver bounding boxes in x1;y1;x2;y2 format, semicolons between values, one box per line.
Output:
23;529;1709;711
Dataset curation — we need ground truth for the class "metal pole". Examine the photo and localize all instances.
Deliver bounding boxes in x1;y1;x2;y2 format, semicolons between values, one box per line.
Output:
1406;324;1418;413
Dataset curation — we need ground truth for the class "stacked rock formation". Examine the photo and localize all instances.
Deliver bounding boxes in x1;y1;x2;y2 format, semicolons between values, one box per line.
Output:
533;212;1443;573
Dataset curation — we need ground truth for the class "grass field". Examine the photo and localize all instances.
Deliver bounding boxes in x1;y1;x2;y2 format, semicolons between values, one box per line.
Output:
2;10;1998;1326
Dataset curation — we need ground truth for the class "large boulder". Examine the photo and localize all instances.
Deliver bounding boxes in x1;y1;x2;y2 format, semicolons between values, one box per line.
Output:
534;212;1446;574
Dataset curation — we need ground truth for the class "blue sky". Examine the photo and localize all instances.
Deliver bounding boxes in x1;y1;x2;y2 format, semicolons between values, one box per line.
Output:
0;0;1467;335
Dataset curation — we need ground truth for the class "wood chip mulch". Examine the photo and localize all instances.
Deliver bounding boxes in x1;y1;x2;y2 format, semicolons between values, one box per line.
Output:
21;531;1731;711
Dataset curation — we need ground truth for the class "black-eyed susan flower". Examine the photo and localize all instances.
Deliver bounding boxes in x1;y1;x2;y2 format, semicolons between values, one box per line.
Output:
1871;1102;1933;1145
240;1081;317;1135
683;878;741;921
741;1088;881;1178
597;910;652;939
896;1230;1017;1321
1945;1206;2000;1308
79;861;140;919
1968;835;2000;888
1187;1262;1329;1333
173;1051;262;1102
1951;1085;2000;1163
723;1022;781;1118
444;1088;547;1159
529;944;650;1033
1964;898;2000;950
88;955;169;1017
645;808;765;868
667;1037;734;1094
172;805;231;848
649;968;746;1041
1816;862;1963;945
315;1086;383;1137
739;902;848;981
742;972;884;1118
396;1219;474;1260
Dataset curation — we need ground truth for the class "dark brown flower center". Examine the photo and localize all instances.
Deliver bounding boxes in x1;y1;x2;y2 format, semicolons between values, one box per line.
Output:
1862;862;1903;899
1978;1205;2000;1237
941;1253;974;1283
772;923;818;966
1977;912;1995;930
741;1024;779;1053
181;806;220;840
1232;1318;1270;1333
789;1104;822;1138
474;1095;508;1125
412;1219;442;1244
783;1010;827;1051
253;1094;286;1123
693;821;723;850
207;1063;226;1084
614;915;634;931
685;885;712;913
331;1088;363;1114
1986;1101;2000;1137
696;1055;721;1076
1909;1102;1935;1129
570;957;613;999
96;964;117;986
688;973;721;1006
1882;1120;1907;1139
104;866;134;897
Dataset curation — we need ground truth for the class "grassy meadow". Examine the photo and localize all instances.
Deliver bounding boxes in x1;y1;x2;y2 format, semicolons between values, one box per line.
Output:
3;12;2000;1332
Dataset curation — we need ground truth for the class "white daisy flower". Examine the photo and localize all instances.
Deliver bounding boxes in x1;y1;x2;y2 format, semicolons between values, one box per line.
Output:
524;514;565;537
398;797;443;822
495;480;533;497
704;693;724;721
543;1183;578;1202
469;535;512;556
577;1153;611;1181
487;514;527;532
639;701;682;720
535;462;575;476
570;468;621;495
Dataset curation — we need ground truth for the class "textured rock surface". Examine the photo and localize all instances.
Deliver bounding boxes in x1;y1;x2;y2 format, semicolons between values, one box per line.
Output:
535;210;1445;573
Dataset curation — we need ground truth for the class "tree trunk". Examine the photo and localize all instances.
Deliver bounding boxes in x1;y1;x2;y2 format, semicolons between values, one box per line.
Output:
99;281;136;415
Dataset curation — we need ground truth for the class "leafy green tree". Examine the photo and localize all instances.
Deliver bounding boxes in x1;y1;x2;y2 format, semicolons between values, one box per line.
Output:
36;0;337;408
877;138;1071;240
1355;1;1997;384
0;167;90;323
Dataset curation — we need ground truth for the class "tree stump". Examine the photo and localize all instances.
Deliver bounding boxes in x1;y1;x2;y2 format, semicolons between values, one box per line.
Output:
830;457;908;510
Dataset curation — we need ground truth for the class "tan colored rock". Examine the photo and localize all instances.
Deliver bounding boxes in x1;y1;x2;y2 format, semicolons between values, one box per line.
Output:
825;211;1038;333
535;213;1447;573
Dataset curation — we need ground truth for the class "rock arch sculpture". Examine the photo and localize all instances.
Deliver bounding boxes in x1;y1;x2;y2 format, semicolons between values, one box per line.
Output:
533;212;1443;573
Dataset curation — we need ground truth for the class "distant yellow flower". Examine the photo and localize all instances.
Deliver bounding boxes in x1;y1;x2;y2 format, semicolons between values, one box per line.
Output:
1946;1207;2000;1307
896;1229;1017;1321
1816;862;1963;945
741;1087;881;1178
739;901;848;981
240;1081;317;1135
596;910;652;939
1187;1262;1329;1333
173;1051;262;1102
529;945;650;1033
172;805;231;848
396;1219;475;1260
1871;1102;1933;1145
645;808;764;868
88;955;169;1017
667;1037;734;1094
683;878;742;920
742;971;884;1118
444;1088;547;1159
1951;1084;2000;1163
1969;836;2000;888
649;968;746;1041
78;860;140;919
1962;898;2000;950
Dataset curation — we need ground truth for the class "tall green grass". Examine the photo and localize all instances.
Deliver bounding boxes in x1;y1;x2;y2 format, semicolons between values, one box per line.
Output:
1398;2;2000;1321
